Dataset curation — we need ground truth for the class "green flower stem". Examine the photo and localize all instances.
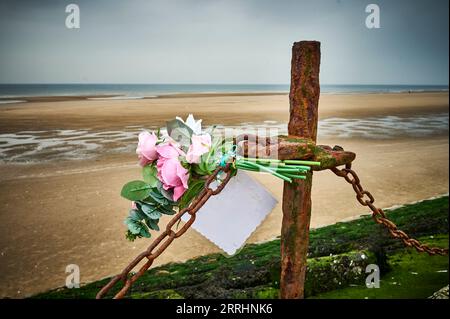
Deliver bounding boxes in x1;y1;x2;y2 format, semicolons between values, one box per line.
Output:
240;159;312;171
239;160;311;171
238;160;307;172
239;160;281;168
237;160;274;172
235;161;258;170
243;157;282;164
236;164;305;183
282;173;307;180
248;162;292;183
283;159;321;166
242;157;320;167
275;166;304;172
286;165;311;171
237;161;279;175
235;164;261;173
235;164;258;172
237;164;305;177
236;159;312;183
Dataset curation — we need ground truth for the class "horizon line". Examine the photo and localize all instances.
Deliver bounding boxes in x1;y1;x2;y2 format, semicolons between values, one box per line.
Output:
0;83;448;86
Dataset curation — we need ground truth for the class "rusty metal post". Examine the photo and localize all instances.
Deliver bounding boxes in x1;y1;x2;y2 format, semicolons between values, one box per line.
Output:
280;41;321;299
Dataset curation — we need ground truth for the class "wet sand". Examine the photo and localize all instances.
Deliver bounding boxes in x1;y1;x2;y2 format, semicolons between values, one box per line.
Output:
0;92;448;132
0;92;448;297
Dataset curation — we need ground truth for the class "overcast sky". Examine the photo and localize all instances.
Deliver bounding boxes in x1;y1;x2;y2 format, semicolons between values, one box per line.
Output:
0;0;448;84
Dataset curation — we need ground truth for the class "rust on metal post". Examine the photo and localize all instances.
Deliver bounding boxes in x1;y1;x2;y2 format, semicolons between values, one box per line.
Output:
281;41;321;299
236;135;316;160
236;136;356;170
288;42;321;140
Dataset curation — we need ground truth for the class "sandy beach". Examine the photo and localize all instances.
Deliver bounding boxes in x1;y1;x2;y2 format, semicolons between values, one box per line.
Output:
0;92;448;298
0;92;448;132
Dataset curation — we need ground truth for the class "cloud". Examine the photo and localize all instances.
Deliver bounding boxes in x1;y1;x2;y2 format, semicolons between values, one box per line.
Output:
0;0;448;84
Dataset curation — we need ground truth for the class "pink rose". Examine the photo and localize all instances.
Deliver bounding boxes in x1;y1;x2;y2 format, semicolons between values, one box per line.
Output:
156;143;184;159
136;131;158;166
156;143;189;201
186;134;212;164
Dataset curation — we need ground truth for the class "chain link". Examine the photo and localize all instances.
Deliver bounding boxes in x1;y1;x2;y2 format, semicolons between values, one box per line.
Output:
331;163;448;256
96;164;234;299
97;160;447;298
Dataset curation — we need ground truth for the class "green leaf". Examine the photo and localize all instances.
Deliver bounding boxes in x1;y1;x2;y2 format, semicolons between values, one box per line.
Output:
166;119;192;147
139;225;151;238
163;209;176;215
124;217;144;235
193;140;220;176
125;230;140;241
124;213;151;239
157;182;174;202
128;209;146;221
178;179;206;209
147;189;169;205
166;119;193;137
143;165;159;187
121;180;151;201
139;202;162;219
125;208;155;241
145;218;160;231
171;128;191;148
160;204;176;215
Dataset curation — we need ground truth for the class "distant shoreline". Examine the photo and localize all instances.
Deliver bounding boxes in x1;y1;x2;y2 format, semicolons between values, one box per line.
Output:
0;92;287;103
0;89;449;104
0;91;448;134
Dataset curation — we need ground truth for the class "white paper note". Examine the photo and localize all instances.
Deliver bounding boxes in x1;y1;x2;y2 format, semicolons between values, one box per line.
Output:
182;171;278;255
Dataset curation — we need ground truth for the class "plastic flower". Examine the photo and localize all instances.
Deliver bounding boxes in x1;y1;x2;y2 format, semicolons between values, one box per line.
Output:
186;134;212;164
176;114;202;135
156;143;184;159
156;143;189;201
136;131;158;166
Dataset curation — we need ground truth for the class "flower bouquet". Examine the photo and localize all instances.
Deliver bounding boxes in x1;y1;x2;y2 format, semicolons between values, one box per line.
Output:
121;114;320;241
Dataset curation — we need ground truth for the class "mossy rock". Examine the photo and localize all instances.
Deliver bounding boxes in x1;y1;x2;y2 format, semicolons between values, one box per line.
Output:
252;287;279;299
305;251;375;297
32;196;448;299
131;289;184;299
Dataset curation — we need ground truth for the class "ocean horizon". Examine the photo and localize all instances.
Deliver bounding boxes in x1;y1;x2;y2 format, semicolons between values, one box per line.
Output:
0;84;448;101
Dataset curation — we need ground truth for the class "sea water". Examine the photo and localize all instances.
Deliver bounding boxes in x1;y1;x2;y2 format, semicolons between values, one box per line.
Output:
0;84;448;100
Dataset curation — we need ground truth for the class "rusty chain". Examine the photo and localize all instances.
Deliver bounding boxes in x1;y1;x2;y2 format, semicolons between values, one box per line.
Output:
97;159;447;298
96;164;234;299
331;163;448;256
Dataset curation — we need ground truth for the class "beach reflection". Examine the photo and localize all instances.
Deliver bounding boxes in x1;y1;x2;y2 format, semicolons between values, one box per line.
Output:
0;113;448;163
